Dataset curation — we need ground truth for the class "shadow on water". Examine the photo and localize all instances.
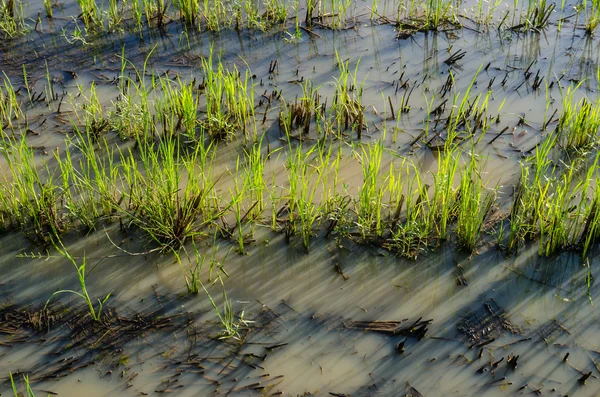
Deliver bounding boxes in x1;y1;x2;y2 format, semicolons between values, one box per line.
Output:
2;223;599;396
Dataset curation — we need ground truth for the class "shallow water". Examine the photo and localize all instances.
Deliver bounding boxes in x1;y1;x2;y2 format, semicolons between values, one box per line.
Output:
2;0;600;395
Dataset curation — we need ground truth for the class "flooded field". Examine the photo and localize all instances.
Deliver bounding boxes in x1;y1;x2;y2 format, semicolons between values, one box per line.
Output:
1;0;600;395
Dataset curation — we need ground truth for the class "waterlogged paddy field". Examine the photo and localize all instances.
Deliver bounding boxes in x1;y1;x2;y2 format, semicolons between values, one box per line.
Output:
2;0;600;395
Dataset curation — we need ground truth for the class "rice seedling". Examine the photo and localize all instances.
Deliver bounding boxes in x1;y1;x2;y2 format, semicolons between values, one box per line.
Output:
317;141;344;215
389;0;459;31
263;0;289;23
199;50;256;141
43;238;111;322
2;137;64;242
183;240;208;294
506;133;557;253
196;270;251;340
78;82;110;140
243;136;270;219
356;139;386;240
423;0;458;30
0;0;27;38
109;49;157;140
284;142;324;249
0;72;24;131
174;0;199;26
429;136;460;241
578;155;600;257
330;54;365;138
21;65;32;106
61;20;88;45
202;0;229;30
58;131;122;229
585;0;600;33
228;157;251;254
456;152;494;253
538;161;582;256
320;0;354;29
156;76;199;140
54;143;96;231
10;372;35;397
473;0;503;25
44;61;55;109
43;0;52;19
77;0;101;28
385;156;406;224
141;0;156;26
239;0;264;30
212;290;250;341
518;0;555;30
305;0;319;25
585;258;593;304
131;0;144;30
268;170;283;232
106;0;124;30
436;67;486;140
556;84;600;151
387;165;431;259
280;79;327;140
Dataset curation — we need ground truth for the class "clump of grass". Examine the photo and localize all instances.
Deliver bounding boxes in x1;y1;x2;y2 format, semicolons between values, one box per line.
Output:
208;286;250;341
228;157;250;254
106;0;125;31
182;240;216;294
131;0;144;29
190;263;251;340
120;136;217;251
473;0;503;25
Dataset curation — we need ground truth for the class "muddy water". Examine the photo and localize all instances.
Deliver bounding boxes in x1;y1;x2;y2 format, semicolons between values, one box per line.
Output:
2;0;600;395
